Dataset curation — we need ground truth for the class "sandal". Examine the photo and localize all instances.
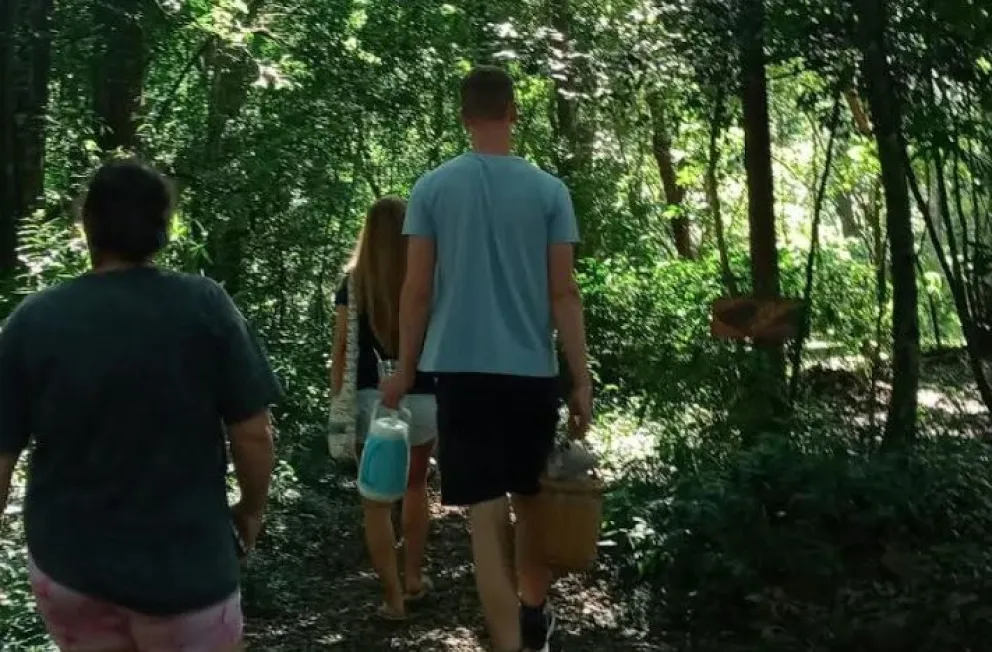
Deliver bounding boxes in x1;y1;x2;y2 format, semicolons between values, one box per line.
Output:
377;602;408;621
405;576;434;603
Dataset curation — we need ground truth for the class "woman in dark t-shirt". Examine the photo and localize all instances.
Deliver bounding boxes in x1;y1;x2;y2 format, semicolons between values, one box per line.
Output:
0;160;281;651
330;196;436;620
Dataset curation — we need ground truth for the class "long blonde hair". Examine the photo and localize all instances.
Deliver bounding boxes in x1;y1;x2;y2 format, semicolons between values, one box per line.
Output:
345;196;407;356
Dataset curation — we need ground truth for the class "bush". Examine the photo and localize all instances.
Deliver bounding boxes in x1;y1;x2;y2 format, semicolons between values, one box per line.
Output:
579;254;740;419
605;420;992;651
0;463;48;650
578;245;880;420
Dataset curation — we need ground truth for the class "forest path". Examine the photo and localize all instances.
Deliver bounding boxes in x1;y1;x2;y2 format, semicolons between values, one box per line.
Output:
240;434;652;651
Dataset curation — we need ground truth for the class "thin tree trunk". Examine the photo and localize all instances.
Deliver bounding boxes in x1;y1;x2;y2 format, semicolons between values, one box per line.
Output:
857;0;920;449
789;92;843;404
933;150;969;313
868;227;889;435
648;91;694;259
548;0;594;252
916;249;943;350
949;127;975;311
550;0;576;183
834;193;860;238
844;89;873;137
426;59;448;169
707;85;736;296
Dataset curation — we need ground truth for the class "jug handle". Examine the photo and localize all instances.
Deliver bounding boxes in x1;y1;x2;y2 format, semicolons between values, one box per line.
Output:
371;399;412;423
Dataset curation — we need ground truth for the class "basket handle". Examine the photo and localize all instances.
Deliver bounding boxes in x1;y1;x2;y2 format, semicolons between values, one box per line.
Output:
547;436;601;481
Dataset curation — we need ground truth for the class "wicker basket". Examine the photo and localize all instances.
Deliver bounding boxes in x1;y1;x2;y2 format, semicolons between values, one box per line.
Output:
536;473;605;572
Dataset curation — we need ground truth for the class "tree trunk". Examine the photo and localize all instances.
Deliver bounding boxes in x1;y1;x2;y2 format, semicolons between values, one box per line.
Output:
426;59;448;169
707;85;736;295
834;193;860;238
549;0;593;178
549;0;574;183
647;91;694;259
182;0;267;294
844;89;873;137
199;41;258;296
857;0;920;449
916;253;943;350
0;0;53;278
548;0;594;251
739;0;786;400
92;1;150;152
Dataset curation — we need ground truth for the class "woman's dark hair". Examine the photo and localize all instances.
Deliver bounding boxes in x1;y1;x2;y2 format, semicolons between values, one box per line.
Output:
82;159;175;264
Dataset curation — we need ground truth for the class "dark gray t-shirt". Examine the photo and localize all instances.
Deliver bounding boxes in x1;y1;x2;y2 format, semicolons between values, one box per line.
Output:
0;267;281;615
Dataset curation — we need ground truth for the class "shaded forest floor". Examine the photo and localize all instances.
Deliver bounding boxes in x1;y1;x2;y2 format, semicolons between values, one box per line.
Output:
240;350;989;652
241;443;654;651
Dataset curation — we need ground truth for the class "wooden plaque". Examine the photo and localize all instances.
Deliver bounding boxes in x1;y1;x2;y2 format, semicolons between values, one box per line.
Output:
710;297;803;342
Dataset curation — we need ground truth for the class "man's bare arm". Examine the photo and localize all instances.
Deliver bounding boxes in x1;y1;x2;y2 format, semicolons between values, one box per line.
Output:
548;243;590;388
397;236;436;380
228;411;275;515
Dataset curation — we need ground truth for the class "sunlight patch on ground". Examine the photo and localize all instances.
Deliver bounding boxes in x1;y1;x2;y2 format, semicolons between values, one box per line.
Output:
314;631;346;645
918;387;985;414
410;626;482;650
815;352;872;371
870;380;986;416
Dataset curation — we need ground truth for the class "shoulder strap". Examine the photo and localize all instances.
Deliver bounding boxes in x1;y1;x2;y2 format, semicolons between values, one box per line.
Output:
344;273;359;387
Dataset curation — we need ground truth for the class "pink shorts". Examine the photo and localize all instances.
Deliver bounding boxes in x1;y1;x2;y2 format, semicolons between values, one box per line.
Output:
29;557;243;652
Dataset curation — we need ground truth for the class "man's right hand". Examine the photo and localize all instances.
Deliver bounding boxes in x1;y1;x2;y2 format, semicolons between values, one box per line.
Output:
567;381;592;440
380;368;414;409
232;501;264;552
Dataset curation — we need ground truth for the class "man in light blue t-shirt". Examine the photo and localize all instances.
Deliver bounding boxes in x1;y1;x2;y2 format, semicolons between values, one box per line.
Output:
381;66;592;652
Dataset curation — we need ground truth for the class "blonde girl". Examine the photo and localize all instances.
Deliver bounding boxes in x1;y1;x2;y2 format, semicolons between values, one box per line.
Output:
330;196;436;620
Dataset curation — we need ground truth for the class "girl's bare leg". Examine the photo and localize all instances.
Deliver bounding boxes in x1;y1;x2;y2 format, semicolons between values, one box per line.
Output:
363;499;404;614
402;441;434;594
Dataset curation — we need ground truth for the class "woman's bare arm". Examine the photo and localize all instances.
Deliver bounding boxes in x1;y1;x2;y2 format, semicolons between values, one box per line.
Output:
330;306;348;396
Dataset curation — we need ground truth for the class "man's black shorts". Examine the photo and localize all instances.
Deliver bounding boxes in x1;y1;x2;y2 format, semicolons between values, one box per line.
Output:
434;373;560;507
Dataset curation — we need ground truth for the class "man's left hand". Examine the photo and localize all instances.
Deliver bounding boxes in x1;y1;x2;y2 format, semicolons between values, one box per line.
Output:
380;370;414;409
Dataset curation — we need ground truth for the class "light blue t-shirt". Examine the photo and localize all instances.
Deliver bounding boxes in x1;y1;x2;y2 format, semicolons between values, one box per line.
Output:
404;153;579;377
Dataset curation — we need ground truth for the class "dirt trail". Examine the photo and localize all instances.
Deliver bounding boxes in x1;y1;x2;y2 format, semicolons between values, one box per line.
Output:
241;458;653;651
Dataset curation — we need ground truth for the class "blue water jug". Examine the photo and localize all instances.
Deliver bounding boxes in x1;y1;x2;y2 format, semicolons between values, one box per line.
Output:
357;402;411;502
